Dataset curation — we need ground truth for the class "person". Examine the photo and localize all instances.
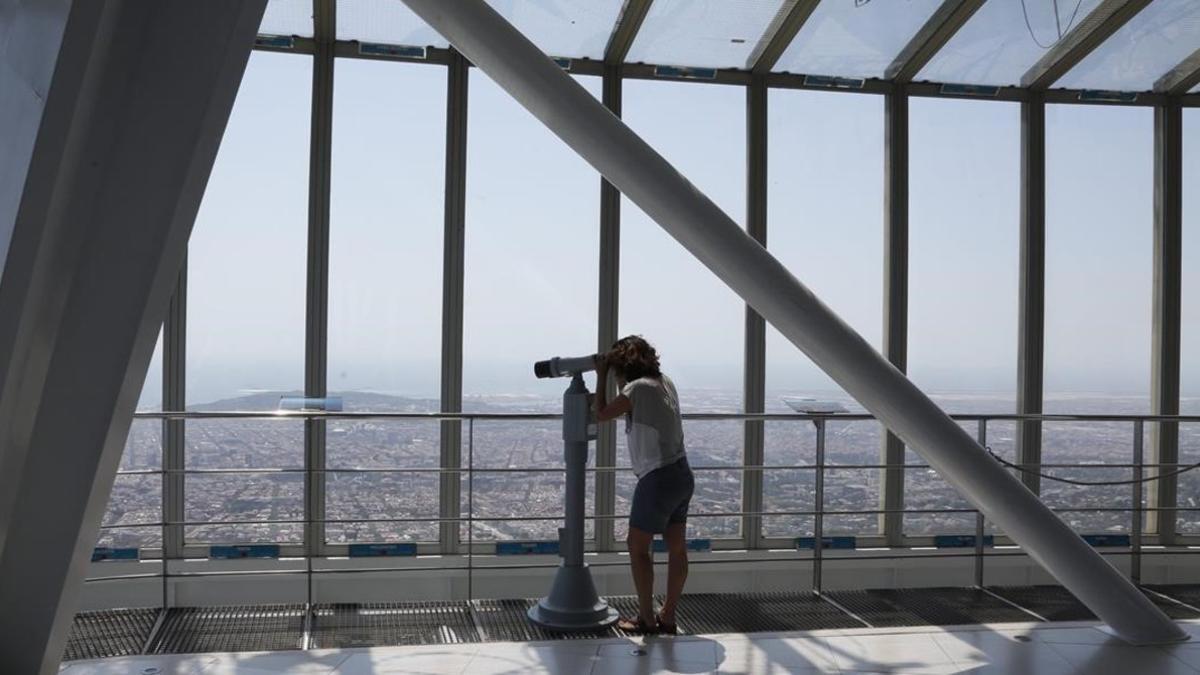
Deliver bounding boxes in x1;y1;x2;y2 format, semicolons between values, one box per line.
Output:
594;335;694;634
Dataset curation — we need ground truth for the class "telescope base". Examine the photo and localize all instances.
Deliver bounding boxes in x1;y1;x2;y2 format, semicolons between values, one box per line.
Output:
527;564;618;632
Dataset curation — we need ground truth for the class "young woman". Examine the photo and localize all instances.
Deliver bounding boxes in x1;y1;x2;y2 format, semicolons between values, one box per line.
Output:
594;336;694;634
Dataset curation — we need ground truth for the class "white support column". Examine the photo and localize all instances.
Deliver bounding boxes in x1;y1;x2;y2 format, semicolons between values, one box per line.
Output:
400;0;1186;645
0;2;266;672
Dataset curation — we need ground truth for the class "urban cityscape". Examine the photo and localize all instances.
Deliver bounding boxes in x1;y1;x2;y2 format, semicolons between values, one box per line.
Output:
98;389;1200;550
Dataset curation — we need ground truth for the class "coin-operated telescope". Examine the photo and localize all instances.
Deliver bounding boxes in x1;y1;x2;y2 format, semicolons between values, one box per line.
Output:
526;354;618;631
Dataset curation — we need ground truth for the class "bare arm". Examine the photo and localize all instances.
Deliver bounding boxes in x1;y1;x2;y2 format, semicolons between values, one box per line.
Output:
593;358;631;422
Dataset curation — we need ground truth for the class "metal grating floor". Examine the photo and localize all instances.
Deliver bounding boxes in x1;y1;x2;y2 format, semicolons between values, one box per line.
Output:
824;588;1037;628
149;605;306;655
311;602;480;648
63;608;159;661
65;585;1200;660
471;598;620;642
986;585;1096;622
671;592;865;633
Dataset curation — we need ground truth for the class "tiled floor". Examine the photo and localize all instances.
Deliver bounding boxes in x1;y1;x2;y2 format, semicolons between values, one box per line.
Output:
59;620;1200;674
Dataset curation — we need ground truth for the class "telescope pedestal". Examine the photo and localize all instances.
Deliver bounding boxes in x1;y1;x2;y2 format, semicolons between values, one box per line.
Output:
528;374;618;631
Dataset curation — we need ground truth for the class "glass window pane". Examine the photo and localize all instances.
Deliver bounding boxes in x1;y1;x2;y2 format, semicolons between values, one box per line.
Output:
1185;111;1200;416
487;0;624;60
329;60;443;407
1044;104;1152;409
618;80;746;541
918;0;1104;86
1043;104;1151;535
462;72;599;403
764;90;882;402
326;420;441;543
762;89;882;539
461;72;600;542
97;335;163;550
627;0;787;69
184;419;305;545
774;0;943;78
904;97;1019;537
261;0;313;38
1058;0;1200;92
909;98;1019;406
466;420;595;542
188;52;310;411
336;0;448;47
1180;110;1200;533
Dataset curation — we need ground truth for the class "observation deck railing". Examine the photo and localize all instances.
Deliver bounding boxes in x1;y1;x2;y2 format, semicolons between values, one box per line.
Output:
88;410;1200;610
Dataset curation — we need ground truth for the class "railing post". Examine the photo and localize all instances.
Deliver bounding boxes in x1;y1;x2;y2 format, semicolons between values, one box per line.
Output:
814;419;826;593
1133;420;1144;584
975;419;987;588
467;418;474;600
162;263;187;597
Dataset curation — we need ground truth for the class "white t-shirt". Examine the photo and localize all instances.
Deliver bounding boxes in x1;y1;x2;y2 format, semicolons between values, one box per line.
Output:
622;374;686;478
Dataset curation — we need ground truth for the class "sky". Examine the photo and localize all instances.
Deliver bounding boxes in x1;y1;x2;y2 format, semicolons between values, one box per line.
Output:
145;4;1200;410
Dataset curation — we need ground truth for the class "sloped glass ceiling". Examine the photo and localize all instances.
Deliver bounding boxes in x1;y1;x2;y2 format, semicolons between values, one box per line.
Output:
773;0;944;79
335;0;621;59
486;0;624;60
1057;0;1200;92
260;0;314;38
919;0;1105;86
336;0;448;47
627;0;788;70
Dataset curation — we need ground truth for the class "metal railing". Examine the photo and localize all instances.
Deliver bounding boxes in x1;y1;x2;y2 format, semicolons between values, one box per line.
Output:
89;410;1200;610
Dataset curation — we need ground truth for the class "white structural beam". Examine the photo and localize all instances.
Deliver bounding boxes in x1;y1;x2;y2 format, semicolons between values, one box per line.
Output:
399;0;1186;645
0;2;265;672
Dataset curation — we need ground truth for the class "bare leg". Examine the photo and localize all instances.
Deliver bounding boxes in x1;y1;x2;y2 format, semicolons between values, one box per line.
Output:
659;522;688;625
627;527;657;625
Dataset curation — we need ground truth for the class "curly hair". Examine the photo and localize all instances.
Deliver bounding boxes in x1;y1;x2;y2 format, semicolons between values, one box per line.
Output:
605;335;661;382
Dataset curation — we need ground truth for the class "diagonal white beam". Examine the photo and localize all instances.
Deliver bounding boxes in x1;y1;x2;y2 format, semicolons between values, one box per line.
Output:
399;0;1186;645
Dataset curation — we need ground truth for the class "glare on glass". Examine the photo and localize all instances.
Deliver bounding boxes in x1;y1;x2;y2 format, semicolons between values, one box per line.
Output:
918;0;1104;86
627;0;788;69
486;0;623;60
260;0;313;38
1057;0;1200;92
774;0;943;78
336;0;449;46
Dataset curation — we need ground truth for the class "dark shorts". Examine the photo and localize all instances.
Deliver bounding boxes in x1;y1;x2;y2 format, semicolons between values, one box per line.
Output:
629;456;694;535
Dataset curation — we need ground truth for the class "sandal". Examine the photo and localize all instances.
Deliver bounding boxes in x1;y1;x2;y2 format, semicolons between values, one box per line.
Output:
656;613;678;635
616;615;659;634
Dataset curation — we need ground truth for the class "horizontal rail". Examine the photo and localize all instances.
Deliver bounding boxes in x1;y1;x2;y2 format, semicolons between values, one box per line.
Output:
132;410;1200;423
81;546;1200;585
108;462;1193;476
